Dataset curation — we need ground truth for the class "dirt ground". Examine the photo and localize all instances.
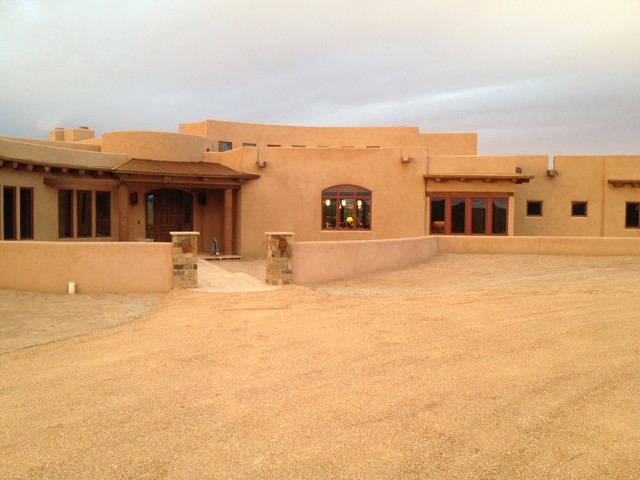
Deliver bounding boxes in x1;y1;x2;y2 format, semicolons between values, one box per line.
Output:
1;254;640;479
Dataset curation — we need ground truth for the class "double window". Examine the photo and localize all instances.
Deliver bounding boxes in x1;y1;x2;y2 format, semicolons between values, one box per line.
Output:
430;195;508;235
58;190;111;238
2;186;33;240
322;185;371;230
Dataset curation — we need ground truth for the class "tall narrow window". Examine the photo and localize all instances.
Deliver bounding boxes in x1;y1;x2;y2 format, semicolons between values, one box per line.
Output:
58;190;73;238
321;185;371;230
3;187;16;240
451;198;466;234
492;198;508;235
430;198;445;234
96;191;111;237
19;188;33;239
77;190;92;237
626;203;640;228
471;198;487;234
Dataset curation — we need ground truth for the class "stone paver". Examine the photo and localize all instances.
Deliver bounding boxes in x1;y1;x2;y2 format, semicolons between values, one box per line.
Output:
194;257;280;293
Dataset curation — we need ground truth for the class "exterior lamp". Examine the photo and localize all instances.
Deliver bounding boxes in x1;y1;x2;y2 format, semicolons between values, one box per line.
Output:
325;199;331;206
341;199;346;206
357;199;362;208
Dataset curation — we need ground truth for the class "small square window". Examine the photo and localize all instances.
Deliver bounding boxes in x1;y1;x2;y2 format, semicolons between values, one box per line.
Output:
571;202;587;217
218;141;232;152
527;201;543;216
626;202;640;228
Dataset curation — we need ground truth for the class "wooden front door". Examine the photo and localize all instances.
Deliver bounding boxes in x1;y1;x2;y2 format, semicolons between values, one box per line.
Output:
147;189;193;242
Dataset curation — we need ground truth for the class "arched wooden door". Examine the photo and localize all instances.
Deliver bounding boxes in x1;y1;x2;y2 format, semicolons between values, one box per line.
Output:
146;189;193;242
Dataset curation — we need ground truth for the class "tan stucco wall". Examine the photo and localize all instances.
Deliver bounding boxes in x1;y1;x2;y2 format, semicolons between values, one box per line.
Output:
218;147;430;258
100;131;213;162
0;241;173;293
0;137;125;169
179;119;477;154
515;156;640;237
292;234;640;285
437;235;640;256
293;236;439;285
1;168;120;241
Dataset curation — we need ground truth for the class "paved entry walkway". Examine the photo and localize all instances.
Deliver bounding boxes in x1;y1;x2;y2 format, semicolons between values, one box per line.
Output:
194;257;280;293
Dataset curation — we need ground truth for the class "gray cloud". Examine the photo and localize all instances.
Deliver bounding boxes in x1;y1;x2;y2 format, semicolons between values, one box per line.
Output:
1;0;639;155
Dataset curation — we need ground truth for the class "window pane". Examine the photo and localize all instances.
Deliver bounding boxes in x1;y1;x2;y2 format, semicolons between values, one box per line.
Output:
322;199;337;229
58;190;73;238
3;187;16;240
471;199;486;234
626;203;640;228
219;141;232;152
451;198;466;234
19;188;33;239
430;198;445;234
96;191;111;237
492;199;507;235
340;199;354;229
77;190;92;237
527;201;542;216
572;202;587;217
356;198;371;229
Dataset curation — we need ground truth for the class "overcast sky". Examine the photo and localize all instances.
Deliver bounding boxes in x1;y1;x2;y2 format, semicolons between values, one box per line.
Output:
1;0;639;155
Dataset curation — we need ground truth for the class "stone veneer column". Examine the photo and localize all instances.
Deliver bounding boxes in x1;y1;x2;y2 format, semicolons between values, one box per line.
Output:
265;232;293;285
171;231;199;288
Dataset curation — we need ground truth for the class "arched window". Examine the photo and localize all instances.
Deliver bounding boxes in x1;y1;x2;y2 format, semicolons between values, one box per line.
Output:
322;185;371;230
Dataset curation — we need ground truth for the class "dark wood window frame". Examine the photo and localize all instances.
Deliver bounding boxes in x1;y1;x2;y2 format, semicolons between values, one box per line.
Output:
428;193;510;236
321;185;372;231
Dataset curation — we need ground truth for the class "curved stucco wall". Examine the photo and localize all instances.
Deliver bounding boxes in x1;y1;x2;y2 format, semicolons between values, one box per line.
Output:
101;131;214;162
292;236;439;285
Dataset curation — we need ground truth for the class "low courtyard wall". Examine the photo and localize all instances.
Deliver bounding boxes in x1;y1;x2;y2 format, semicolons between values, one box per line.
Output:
292;235;640;285
0;241;173;294
437;236;640;256
292;236;438;285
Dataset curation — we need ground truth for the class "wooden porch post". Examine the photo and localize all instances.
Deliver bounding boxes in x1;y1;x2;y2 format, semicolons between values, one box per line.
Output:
223;188;233;255
117;185;129;241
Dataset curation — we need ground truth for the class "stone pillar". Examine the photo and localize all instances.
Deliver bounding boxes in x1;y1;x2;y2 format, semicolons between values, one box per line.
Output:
223;188;233;255
171;231;199;288
265;232;293;285
117;185;129;241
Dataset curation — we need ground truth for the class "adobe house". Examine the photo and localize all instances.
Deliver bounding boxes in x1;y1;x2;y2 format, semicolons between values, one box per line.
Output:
1;119;639;259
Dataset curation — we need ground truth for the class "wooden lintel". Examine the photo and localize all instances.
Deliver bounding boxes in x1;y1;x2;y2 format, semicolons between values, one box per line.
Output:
44;177;121;187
